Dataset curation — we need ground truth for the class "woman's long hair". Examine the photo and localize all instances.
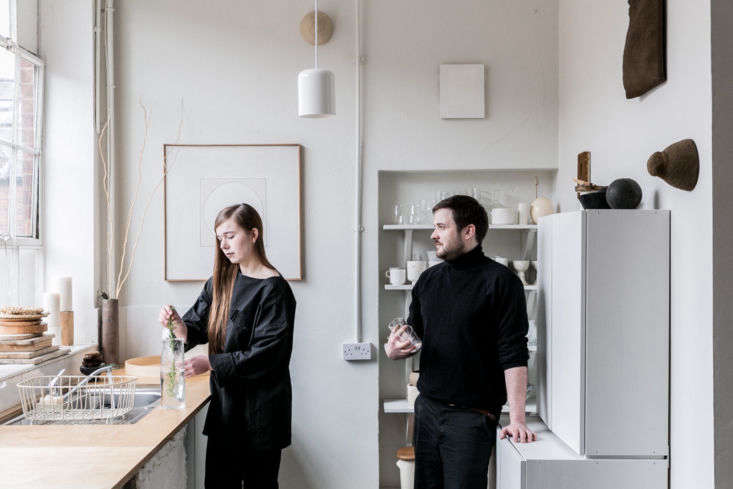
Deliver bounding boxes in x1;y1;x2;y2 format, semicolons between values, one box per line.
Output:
208;203;275;354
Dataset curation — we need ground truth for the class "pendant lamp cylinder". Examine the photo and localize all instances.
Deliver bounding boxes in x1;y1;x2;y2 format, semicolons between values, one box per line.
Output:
298;68;334;117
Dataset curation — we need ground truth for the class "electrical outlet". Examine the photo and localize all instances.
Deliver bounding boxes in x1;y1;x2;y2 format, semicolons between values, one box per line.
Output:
342;342;372;361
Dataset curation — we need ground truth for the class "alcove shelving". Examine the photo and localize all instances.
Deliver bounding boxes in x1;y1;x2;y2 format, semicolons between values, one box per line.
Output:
376;169;556;489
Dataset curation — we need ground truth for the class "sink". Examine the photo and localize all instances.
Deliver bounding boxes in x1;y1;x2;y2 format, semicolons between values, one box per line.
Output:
4;387;162;425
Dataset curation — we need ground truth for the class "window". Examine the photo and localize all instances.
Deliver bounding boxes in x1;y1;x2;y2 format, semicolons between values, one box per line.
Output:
0;0;44;306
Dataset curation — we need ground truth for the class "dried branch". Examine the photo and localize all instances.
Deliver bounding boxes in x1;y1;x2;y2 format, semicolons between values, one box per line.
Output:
115;100;185;298
114;101;150;298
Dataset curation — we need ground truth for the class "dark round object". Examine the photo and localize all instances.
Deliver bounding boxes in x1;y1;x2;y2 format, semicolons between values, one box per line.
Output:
606;178;642;209
578;189;611;209
80;363;107;376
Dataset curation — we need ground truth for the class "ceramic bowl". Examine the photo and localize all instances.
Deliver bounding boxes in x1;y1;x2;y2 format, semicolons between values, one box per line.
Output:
491;208;516;225
578;189;610;209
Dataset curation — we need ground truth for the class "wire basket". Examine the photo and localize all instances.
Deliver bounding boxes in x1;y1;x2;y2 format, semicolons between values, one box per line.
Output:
17;375;137;423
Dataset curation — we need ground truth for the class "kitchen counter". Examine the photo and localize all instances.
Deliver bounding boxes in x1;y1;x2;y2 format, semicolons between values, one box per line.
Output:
0;367;211;489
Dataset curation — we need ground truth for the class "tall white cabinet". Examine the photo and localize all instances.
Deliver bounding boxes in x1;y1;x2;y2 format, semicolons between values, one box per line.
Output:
496;210;670;489
537;210;669;457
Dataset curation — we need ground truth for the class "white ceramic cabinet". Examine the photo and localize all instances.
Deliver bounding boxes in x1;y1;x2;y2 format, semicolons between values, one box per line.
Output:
496;421;668;489
537;210;669;457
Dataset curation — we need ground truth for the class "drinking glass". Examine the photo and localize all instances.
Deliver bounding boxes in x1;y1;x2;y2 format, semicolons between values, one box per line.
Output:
387;317;422;350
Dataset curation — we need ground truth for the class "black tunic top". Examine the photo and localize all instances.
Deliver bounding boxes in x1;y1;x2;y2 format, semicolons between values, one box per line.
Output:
408;245;529;417
182;272;296;449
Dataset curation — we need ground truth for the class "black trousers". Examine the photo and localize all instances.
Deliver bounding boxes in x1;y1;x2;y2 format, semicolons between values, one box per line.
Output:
205;435;282;489
414;395;497;489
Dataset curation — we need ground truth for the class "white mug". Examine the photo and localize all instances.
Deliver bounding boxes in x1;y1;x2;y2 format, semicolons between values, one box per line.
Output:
518;203;530;225
385;267;406;285
406;260;428;283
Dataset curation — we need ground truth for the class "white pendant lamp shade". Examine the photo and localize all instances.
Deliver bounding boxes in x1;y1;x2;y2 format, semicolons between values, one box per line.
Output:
298;68;334;117
298;0;334;117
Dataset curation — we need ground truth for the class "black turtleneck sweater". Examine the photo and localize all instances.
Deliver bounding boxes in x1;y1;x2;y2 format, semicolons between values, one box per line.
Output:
408;245;529;416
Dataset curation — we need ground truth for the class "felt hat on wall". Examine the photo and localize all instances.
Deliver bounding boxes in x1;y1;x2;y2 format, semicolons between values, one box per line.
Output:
647;139;699;191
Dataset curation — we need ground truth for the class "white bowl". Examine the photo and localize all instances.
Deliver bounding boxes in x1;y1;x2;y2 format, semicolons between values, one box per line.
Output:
491;207;516;225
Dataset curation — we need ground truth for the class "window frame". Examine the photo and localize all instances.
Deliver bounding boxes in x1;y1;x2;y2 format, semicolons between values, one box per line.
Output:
0;35;44;248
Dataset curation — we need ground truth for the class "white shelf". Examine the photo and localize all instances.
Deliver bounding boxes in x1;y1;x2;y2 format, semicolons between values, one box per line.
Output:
385;284;414;290
384;224;538;231
489;224;538;230
383;224;434;230
386;284;538;292
384;399;538;415
384;399;413;413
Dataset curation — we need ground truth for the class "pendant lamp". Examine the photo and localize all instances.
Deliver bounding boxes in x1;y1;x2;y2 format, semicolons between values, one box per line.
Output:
298;0;334;117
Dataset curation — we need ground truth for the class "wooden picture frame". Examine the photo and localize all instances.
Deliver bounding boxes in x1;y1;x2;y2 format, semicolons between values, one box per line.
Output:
163;144;303;282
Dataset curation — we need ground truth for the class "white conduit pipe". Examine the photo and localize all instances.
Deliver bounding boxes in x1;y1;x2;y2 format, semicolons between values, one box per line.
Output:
94;0;101;134
105;0;117;295
353;0;364;342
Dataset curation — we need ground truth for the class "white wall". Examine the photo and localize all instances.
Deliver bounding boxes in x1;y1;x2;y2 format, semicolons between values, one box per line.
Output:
114;1;376;488
39;0;98;345
556;2;713;489
113;1;558;488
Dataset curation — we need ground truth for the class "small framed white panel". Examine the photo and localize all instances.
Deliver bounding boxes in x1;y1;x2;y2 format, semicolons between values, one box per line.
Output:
439;64;485;119
164;144;302;281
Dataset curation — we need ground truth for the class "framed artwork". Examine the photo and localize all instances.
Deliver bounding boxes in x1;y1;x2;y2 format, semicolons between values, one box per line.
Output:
163;144;303;281
439;64;486;119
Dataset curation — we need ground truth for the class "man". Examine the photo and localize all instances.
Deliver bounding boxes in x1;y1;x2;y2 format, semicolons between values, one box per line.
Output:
385;195;535;489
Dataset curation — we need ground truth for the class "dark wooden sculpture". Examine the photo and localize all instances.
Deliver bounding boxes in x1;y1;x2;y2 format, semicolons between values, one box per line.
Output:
647;138;699;191
623;0;667;99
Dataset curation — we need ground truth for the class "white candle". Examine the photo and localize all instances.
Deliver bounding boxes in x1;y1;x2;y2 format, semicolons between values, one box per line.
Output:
53;277;73;312
43;292;60;327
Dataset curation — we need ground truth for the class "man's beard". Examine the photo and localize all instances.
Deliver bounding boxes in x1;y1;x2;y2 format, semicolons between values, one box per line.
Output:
435;239;466;261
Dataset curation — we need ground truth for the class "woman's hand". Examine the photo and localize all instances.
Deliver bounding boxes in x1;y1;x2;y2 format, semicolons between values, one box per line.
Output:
158;305;187;342
184;355;211;377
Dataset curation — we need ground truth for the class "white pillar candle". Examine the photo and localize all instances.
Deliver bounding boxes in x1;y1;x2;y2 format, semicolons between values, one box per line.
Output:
53;277;73;312
43;292;60;327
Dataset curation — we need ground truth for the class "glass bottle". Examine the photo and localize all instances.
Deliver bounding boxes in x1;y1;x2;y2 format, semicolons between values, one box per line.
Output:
161;334;185;410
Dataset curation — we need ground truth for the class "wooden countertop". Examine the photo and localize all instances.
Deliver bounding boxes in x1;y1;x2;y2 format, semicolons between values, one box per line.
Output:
0;367;211;489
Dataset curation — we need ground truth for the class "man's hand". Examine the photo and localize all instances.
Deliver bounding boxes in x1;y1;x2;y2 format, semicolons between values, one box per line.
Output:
183;355;211;377
384;325;419;360
499;421;537;443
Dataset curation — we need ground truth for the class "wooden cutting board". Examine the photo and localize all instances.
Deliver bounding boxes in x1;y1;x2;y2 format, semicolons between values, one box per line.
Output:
0;332;42;341
0;336;52;352
0;346;69;364
0;345;58;359
0;333;51;344
0;323;47;335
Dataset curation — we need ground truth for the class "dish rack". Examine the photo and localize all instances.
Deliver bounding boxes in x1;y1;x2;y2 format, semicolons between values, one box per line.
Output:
17;373;137;423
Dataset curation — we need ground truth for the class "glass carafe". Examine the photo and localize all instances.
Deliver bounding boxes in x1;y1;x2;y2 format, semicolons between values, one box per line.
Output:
160;337;185;409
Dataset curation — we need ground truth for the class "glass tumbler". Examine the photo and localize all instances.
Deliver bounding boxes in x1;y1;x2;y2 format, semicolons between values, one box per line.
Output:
387;317;423;350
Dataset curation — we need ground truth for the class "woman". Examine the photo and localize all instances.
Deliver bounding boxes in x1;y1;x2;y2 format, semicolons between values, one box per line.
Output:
159;203;296;489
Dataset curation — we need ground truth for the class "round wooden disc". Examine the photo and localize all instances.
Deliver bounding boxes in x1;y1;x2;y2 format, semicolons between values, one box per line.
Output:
0;323;47;335
299;10;333;45
0;314;46;321
125;355;161;378
0;320;42;327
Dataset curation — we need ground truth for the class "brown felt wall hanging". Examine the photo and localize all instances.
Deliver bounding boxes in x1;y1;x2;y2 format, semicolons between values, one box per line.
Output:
623;0;667;99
